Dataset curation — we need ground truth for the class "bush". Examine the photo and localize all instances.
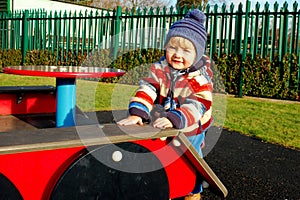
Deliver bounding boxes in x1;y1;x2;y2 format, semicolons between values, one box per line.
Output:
24;49;89;66
1;48;299;101
212;53;241;94
0;49;22;71
213;53;299;100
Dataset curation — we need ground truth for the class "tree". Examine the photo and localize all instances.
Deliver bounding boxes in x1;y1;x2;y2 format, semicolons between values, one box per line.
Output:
176;0;209;10
208;0;228;7
88;0;173;10
176;0;227;11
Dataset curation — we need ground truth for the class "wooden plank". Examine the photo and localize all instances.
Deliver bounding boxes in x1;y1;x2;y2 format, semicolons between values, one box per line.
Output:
174;133;228;198
0;115;37;132
0;124;179;155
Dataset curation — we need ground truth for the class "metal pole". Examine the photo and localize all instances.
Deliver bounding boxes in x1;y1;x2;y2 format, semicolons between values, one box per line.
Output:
21;10;29;65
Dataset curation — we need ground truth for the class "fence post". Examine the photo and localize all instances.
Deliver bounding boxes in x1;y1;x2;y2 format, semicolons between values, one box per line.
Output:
209;5;218;57
21;10;29;65
278;3;289;63
296;3;300;89
112;6;122;60
270;2;279;61
235;4;243;97
238;1;251;98
234;4;242;55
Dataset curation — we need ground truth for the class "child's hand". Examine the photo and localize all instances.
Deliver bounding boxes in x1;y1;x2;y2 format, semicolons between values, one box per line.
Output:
117;115;143;126
153;117;173;129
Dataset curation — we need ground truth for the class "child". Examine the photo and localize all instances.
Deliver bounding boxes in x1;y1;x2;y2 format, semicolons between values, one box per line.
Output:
117;9;213;200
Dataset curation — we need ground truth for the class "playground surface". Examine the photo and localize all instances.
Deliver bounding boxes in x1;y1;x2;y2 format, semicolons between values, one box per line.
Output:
201;128;300;200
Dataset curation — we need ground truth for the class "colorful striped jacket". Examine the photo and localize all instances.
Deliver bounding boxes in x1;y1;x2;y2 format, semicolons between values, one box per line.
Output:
128;55;213;136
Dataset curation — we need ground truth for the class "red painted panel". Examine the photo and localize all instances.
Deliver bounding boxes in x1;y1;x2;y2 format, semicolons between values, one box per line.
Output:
0;147;85;200
0;93;56;115
134;139;196;199
0;140;195;199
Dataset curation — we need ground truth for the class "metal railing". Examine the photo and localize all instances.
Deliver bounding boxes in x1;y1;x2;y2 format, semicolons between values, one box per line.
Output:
0;1;299;96
0;1;299;61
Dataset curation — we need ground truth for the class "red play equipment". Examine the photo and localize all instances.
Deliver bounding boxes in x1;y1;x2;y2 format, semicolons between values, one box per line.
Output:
0;66;227;200
0;138;198;199
0;115;227;199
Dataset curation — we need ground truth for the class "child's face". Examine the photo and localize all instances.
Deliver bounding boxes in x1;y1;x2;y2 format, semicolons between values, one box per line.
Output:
165;37;196;70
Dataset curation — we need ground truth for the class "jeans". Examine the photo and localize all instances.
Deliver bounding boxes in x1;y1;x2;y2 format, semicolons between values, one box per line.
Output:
187;132;206;194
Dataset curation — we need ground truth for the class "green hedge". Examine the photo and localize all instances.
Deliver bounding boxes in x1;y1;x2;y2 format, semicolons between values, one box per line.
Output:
24;49;89;66
0;49;22;67
213;53;299;100
0;49;299;101
0;49;88;69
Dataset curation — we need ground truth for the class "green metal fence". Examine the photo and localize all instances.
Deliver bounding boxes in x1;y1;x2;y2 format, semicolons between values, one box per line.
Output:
0;1;300;58
0;1;299;96
0;1;299;62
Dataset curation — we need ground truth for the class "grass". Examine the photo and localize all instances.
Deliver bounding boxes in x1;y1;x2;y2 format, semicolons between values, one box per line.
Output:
1;73;299;150
225;97;300;150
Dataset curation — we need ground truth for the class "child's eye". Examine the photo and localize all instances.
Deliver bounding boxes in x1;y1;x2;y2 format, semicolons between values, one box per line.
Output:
166;46;176;53
183;49;193;55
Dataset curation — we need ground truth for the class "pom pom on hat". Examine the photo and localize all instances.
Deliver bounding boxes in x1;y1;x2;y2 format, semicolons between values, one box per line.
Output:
185;9;206;24
164;9;207;64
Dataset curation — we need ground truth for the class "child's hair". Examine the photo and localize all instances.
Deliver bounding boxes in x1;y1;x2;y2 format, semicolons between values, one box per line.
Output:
165;37;195;50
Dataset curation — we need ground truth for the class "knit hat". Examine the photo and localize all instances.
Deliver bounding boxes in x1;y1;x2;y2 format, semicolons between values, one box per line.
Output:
164;9;207;64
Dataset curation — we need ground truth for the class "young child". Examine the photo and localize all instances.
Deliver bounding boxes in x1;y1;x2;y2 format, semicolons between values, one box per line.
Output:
117;9;213;200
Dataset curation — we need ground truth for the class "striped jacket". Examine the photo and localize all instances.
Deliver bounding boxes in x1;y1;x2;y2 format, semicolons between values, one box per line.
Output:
128;55;213;136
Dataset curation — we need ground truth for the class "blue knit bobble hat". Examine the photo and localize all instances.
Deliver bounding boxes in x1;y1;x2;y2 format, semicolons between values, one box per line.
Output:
164;9;207;64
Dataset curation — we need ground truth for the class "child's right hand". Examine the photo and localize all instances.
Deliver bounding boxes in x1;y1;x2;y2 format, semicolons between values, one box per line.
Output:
153;117;173;129
117;115;143;126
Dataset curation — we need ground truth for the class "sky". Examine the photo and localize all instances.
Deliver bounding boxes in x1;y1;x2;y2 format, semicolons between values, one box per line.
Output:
229;0;296;10
170;0;296;11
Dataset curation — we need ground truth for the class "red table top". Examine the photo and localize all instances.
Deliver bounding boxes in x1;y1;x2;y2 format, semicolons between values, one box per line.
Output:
3;66;126;78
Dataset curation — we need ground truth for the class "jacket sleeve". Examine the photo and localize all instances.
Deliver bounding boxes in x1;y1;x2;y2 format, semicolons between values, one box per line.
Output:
128;64;160;121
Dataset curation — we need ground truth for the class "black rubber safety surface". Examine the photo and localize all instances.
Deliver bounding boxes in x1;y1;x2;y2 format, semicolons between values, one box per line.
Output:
201;129;300;200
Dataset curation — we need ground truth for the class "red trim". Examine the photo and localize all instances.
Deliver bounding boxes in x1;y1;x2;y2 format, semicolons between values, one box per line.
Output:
0;93;56;115
135;91;154;105
3;67;125;78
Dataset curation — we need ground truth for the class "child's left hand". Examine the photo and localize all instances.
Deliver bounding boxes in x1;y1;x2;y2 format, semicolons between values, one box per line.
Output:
153;117;173;129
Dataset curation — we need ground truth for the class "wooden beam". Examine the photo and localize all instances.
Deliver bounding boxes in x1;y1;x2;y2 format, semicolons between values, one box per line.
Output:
0;124;179;155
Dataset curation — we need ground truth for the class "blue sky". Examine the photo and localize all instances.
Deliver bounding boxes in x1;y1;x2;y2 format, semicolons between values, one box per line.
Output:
170;0;297;11
230;0;296;10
